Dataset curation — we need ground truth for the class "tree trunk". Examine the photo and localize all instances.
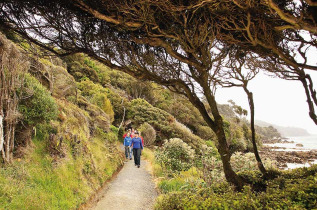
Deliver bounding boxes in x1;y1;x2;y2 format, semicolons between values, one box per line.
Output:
299;75;317;125
244;87;267;175
200;86;245;190
214;120;245;190
306;74;317;107
0;113;4;152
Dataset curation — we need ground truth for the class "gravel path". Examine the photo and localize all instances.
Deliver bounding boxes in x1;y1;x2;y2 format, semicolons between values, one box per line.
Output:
90;157;158;210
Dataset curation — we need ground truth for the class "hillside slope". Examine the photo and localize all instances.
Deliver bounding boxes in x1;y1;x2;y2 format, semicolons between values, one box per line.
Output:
0;33;124;209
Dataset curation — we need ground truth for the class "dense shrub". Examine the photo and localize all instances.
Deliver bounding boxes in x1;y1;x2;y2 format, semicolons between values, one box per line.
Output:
223;120;248;153
200;145;225;185
155;138;195;172
255;125;281;140
18;73;58;126
77;79;114;122
155;172;317;210
199;150;276;187
128;99;206;151
95;127;118;143
231;152;277;173
127;98;174;139
63;53;99;82
171;121;205;153
138;123;156;146
196;125;216;141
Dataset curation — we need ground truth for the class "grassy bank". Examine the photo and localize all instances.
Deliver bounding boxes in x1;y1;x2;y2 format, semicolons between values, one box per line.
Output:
0;135;123;209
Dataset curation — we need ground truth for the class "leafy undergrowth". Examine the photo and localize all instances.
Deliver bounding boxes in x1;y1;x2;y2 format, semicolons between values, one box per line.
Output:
0;135;123;210
155;166;317;210
143;146;317;210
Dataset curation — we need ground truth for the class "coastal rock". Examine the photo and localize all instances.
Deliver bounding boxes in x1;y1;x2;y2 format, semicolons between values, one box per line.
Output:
260;146;317;169
262;137;293;144
296;143;304;147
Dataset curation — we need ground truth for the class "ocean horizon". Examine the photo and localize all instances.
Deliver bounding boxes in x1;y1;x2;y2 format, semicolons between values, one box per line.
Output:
284;135;317;150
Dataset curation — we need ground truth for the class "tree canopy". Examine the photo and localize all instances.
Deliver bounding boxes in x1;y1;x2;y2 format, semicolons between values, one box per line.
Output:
1;0;316;189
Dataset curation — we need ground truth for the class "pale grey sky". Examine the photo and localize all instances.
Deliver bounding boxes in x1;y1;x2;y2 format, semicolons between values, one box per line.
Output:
216;71;317;135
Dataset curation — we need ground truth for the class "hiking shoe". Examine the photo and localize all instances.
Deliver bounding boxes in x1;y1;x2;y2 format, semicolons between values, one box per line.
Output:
137;165;140;168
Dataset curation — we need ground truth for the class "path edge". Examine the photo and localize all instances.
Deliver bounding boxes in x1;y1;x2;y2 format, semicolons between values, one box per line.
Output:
78;159;125;210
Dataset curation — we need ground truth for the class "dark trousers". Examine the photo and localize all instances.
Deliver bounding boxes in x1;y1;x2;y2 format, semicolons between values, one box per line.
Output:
133;148;141;166
125;146;131;159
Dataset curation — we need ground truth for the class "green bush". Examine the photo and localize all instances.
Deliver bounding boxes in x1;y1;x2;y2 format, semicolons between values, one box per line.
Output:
224;120;248;153
138;123;156;146
231;152;277;173
155;138;195;172
196;125;216;141
77;79;114;122
35;122;57;141
127;98;173;139
18;73;58;126
95;127;118;143
128;99;206;151
199;145;224;185
155;165;317;210
171;121;205;153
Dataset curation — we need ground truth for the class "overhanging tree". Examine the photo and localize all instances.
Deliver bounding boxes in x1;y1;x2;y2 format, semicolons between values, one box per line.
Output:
0;0;316;188
219;50;271;175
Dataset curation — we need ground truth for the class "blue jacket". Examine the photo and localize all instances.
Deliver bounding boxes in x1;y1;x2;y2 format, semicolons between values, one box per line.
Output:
130;137;143;149
123;136;132;146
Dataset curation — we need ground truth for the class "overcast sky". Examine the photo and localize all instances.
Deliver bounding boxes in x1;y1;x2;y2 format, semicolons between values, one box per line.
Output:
215;71;317;135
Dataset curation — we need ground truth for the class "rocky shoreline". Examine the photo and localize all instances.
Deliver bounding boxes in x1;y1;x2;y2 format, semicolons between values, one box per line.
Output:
260;138;317;169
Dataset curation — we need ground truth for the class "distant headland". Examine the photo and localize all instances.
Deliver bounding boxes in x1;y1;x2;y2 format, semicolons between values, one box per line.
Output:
255;120;311;137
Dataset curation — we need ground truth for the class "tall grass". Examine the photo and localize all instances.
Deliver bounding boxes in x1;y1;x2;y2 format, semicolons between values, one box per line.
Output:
0;135;123;210
142;148;163;177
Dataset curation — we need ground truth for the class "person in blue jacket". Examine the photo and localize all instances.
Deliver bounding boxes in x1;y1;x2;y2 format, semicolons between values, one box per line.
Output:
130;130;143;168
123;130;132;160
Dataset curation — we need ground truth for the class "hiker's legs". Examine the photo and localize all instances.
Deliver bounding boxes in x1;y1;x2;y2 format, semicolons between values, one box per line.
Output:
129;147;132;159
133;148;137;165
124;146;129;158
136;148;141;166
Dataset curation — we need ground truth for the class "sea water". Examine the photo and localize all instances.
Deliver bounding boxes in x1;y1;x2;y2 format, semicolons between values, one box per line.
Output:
264;135;317;169
285;135;317;169
287;135;317;150
265;135;317;151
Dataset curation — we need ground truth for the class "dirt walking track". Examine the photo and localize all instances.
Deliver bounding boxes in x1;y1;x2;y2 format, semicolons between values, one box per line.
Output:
88;157;158;210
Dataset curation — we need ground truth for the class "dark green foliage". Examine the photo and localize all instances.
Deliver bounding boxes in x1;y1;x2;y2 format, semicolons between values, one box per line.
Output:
35;123;57;141
127;98;173;139
158;96;205;132
63;54;99;82
256;125;281;140
196;125;216;141
223;120;248;153
155;166;317;210
170;122;206;153
18;73;58;126
138;123;156;146
104;88;128;126
155;138;195;172
95;127;118;143
127;98;206;152
77;79;114;122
